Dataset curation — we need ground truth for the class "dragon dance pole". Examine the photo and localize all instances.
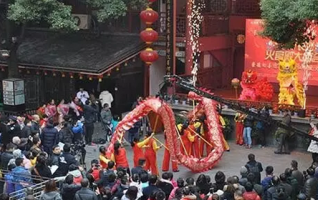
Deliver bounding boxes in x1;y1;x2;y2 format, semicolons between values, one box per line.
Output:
175;126;188;156
188;127;214;148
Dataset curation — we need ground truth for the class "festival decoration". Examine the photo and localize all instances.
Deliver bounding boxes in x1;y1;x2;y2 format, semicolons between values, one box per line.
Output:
148;0;157;2
140;8;158;26
106;91;224;172
140;28;159;45
61;73;65;78
140;48;159;65
239;70;274;101
69;73;74;78
98;75;103;82
277;59;304;107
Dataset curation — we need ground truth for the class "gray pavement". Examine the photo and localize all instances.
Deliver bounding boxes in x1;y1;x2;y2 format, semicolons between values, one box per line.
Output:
87;122;312;181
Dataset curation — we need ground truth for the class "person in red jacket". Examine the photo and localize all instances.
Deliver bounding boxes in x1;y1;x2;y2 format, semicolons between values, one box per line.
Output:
131;133;154;167
162;131;179;172
139;131;162;175
113;141;130;174
242;182;261;200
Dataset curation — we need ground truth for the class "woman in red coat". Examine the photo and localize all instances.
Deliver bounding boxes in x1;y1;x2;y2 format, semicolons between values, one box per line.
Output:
114;142;130;174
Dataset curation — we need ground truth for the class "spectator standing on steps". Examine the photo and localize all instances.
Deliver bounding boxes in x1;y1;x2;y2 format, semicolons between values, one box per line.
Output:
77;88;90;105
83;99;98;145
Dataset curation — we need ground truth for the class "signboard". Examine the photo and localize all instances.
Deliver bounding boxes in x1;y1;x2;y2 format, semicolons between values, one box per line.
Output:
3;79;25;106
165;0;174;75
245;19;318;86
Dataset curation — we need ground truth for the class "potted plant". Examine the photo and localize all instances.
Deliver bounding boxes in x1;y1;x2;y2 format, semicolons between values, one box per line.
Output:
173;95;180;104
181;96;187;105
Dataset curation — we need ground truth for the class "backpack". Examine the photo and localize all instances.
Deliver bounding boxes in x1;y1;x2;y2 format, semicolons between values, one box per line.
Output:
246;162;260;174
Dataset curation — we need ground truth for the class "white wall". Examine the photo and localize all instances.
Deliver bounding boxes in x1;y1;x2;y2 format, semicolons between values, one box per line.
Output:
149;56;166;96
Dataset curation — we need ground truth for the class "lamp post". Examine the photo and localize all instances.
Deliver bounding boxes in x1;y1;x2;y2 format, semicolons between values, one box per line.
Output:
231;78;240;99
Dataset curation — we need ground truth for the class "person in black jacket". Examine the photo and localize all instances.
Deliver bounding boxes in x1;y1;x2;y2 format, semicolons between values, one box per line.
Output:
59;121;74;144
7;116;21;142
243;114;254;148
0;116;9;145
141;175;159;200
47;145;61;166
31;155;52;183
40;119;59;154
0;143;15;170
74;179;99;200
61;174;81;200
157;172;174;200
53;143;79;177
83;100;98;145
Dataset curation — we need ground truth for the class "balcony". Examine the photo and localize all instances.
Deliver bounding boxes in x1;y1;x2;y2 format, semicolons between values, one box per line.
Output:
154;12;186;37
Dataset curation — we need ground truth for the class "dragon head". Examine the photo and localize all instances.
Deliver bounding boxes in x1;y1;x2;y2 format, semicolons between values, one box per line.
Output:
242;70;257;84
279;59;297;75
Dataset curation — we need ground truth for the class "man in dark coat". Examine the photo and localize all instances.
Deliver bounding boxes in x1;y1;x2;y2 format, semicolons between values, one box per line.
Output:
0;116;9;145
275;110;291;154
141;175;159;200
0;143;15;170
40;119;59;154
53;144;79;177
74;179;98;200
7;116;21;142
59;121;74;144
83;100;98;145
245;154;263;184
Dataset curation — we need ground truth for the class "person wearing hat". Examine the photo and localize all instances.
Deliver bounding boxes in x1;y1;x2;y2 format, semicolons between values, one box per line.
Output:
7;116;21;143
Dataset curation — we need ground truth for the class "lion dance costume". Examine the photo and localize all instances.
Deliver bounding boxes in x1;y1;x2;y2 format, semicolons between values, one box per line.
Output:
239;70;274;101
277;59;304;107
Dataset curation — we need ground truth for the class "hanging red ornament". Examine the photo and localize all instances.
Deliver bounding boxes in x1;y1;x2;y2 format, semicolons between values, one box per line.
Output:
148;0;157;2
140;48;159;65
140;8;159;25
98;75;103;82
140;28;159;45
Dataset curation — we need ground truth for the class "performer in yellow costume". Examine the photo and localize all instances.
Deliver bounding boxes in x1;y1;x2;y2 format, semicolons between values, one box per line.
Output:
277;59;304;107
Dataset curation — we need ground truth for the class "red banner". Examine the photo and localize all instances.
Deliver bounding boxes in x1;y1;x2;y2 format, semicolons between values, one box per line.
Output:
245;19;318;86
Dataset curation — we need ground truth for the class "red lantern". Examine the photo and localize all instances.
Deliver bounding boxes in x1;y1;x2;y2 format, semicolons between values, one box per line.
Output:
140;28;158;45
140;48;159;65
140;8;159;25
149;0;157;2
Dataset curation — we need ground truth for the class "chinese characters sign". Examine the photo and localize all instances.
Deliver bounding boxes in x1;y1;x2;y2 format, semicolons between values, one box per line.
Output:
165;0;174;75
245;19;318;85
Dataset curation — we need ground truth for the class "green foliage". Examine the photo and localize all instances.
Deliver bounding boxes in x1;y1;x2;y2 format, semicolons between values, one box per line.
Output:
175;114;186;125
85;0;147;22
7;0;147;30
8;0;78;31
260;0;318;49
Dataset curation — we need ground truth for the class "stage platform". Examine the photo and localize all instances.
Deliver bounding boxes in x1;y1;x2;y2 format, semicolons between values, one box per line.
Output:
173;88;318;125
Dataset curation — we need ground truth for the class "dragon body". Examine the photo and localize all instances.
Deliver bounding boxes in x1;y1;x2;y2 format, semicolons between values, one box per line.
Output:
107;92;224;172
239;70;274;101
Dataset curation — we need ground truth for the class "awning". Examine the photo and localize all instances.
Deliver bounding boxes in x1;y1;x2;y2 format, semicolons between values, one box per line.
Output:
0;31;145;75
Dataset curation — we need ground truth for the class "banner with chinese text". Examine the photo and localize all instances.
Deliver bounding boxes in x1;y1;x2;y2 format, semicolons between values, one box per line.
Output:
245;19;318;86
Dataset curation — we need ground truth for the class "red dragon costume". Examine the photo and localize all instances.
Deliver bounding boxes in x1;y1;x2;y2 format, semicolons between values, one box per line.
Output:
106;91;224;172
239;70;274;101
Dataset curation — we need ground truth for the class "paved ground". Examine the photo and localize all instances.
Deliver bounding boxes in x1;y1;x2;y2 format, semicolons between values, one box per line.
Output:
86;123;312;181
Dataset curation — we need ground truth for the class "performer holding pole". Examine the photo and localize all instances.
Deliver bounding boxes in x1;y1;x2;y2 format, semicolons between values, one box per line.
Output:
162;130;179;172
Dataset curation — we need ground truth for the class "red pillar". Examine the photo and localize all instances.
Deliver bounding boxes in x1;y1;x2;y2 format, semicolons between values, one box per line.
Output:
185;0;193;75
144;64;150;96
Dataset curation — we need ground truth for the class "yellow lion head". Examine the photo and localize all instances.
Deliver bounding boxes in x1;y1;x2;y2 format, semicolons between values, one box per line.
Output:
278;59;297;75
